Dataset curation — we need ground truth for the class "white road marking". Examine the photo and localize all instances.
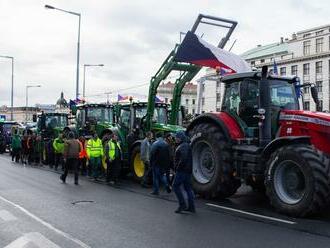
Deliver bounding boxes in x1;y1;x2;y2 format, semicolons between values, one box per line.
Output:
5;232;60;248
0;210;17;222
206;203;296;225
0;195;91;248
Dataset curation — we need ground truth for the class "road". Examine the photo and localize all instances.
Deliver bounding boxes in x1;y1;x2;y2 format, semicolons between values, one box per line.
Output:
0;154;330;248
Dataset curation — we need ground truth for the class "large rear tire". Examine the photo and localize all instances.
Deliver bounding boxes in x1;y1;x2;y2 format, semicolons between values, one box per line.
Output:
189;123;240;199
130;145;145;182
265;144;330;217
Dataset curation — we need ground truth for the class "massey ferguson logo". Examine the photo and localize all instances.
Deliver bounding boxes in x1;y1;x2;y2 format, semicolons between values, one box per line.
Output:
280;114;330;127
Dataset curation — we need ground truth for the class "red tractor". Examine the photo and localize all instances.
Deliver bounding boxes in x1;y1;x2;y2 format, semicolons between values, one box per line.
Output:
188;66;330;217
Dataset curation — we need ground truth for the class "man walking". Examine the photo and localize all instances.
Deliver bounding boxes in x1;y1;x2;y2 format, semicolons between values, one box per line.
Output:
140;131;153;187
173;131;195;214
86;132;103;181
60;132;81;185
105;134;122;185
150;132;171;195
53;133;65;170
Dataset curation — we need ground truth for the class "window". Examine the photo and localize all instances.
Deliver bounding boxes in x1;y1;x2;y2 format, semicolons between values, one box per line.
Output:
303;33;311;38
304;101;310;110
216;81;220;88
303;40;311;55
280;67;286;76
316;38;324;53
316;81;323;92
216;108;221;112
303;63;310;75
316;61;323;74
251;61;255;66
185;99;189;105
165;98;168;104
120;109;130;128
202;97;205;105
192;99;195;105
260;59;265;63
192;109;195;115
303;87;310;94
291;65;298;76
316;30;324;36
216;93;221;102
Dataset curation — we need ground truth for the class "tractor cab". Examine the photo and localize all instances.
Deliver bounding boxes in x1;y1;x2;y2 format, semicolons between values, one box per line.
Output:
37;113;68;139
221;71;299;142
75;103;114;138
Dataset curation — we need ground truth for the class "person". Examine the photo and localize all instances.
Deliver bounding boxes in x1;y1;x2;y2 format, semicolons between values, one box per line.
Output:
78;136;87;176
21;132;29;164
150;132;171;195
11;130;21;163
140;131;153;187
105;134;122;185
53;133;65;170
60;132;81;184
34;135;43;165
86;132;103;181
27;132;35;165
173;131;195;214
165;132;175;185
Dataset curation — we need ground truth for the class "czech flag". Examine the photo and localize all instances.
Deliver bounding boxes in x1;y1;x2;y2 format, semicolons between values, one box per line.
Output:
118;94;129;101
155;95;163;103
175;31;250;74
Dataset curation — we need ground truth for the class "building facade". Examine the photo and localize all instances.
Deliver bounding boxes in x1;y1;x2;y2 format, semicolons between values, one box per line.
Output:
199;24;330;112
0;106;39;123
157;82;197;115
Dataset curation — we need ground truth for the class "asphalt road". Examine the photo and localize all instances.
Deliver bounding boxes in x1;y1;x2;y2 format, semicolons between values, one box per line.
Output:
1;154;330;248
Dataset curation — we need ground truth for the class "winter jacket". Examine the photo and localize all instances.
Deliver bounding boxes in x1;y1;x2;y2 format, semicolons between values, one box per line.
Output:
174;141;193;174
150;137;171;170
11;134;22;149
64;139;81;159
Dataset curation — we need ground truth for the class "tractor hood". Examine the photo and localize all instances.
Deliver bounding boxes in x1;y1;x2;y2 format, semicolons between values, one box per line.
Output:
279;110;330;127
151;123;185;133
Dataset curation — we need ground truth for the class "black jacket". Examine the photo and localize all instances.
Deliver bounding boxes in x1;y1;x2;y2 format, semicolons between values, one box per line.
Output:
150;138;171;170
174;141;192;174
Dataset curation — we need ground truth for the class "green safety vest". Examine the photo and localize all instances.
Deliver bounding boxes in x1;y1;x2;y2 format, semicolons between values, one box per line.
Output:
53;138;64;154
86;138;103;158
108;140;121;160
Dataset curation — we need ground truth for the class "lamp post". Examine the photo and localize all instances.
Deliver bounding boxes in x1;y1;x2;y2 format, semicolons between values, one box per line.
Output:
0;55;14;120
26;85;41;122
83;64;104;98
45;4;81;99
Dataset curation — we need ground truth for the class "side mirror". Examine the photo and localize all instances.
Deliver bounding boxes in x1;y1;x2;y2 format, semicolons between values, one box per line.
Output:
32;114;37;122
311;85;321;111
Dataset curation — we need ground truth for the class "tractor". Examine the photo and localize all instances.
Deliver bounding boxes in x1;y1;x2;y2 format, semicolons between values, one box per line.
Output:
187;66;330;217
115;101;184;181
73;103;115;139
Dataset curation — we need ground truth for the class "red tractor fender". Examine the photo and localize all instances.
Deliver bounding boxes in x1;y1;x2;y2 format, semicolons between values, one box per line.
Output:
187;112;244;141
261;136;311;161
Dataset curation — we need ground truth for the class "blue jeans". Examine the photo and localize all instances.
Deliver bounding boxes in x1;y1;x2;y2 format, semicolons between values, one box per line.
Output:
173;172;195;209
152;167;169;194
90;157;102;179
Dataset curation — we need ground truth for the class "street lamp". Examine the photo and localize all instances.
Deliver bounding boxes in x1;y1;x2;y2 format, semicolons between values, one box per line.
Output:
45;4;81;99
0;55;14;120
83;64;104;98
26;85;41;122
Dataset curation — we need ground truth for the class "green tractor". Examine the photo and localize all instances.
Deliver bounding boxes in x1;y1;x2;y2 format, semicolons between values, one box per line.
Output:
115;101;184;180
72;103;115;139
35;112;69;164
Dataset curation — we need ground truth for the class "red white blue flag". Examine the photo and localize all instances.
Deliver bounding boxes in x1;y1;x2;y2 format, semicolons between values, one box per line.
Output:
175;31;250;74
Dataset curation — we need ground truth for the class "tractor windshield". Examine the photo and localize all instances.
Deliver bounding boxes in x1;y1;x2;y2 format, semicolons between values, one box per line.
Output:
270;80;298;109
45;115;68;129
87;107;113;123
153;106;167;124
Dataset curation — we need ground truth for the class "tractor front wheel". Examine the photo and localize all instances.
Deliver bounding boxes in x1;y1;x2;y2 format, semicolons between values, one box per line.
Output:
130;145;145;182
265;144;330;217
189;123;240;199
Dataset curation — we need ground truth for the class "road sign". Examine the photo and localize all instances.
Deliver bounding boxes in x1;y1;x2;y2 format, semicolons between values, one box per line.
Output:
0;115;6;121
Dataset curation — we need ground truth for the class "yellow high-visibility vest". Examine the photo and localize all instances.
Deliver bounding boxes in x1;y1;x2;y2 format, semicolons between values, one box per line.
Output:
86;138;103;158
108;140;121;160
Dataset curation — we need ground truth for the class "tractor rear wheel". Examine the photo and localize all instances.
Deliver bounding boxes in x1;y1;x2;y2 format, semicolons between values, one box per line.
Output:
189;123;240;199
265;144;330;217
130;145;145;182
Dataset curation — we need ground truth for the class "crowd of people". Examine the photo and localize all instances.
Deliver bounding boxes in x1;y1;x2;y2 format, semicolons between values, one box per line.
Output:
7;128;195;214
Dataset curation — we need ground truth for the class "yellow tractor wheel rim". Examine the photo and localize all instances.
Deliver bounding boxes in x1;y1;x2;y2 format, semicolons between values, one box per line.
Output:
133;152;145;178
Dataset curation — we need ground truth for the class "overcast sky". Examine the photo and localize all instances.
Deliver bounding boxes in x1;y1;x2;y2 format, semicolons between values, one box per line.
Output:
0;0;329;106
